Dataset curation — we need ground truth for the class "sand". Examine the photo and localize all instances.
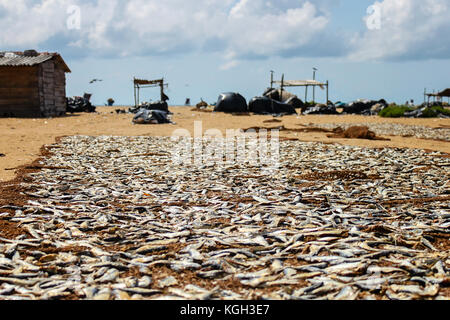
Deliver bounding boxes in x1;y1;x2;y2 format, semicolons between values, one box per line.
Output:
1;106;449;181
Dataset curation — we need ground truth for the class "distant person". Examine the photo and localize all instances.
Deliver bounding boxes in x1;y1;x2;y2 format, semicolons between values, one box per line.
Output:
185;98;191;106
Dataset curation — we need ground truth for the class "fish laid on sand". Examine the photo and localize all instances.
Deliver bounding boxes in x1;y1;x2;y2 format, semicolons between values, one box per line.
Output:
0;135;448;300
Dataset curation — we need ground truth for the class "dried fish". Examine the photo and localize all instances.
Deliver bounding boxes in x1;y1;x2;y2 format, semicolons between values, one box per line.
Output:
0;135;448;300
157;276;178;288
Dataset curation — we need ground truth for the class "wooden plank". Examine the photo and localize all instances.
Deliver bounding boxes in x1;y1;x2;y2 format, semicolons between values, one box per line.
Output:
0;87;39;92
0;93;38;100
0;105;42;117
0;67;38;77
0;69;38;78
0;80;39;88
41;62;54;72
0;74;37;82
0;88;38;97
55;99;65;105
54;89;65;96
0;74;38;83
0;103;39;110
0;97;38;105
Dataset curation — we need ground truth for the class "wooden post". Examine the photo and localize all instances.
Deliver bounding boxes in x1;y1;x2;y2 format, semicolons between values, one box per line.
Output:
312;68;317;103
270;71;274;89
133;78;137;108
313;75;316;103
326;81;329;104
137;85;140;106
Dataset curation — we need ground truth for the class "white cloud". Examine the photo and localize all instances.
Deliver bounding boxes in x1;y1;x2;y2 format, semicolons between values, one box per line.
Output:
351;0;450;61
0;0;331;61
0;0;67;47
224;1;329;58
219;59;239;70
0;0;448;63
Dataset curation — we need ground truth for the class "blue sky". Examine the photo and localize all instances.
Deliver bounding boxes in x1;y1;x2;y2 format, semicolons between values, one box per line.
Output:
1;0;449;105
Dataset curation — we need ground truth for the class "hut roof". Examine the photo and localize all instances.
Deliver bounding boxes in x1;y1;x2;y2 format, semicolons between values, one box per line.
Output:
273;79;327;89
273;80;326;87
434;88;450;97
0;51;71;72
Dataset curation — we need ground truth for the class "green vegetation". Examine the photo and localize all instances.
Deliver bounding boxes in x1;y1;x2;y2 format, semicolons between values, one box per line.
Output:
420;106;450;118
379;104;450;118
379;105;413;118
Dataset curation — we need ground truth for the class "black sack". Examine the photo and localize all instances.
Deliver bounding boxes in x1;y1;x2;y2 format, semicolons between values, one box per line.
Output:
303;104;339;115
248;96;297;115
129;101;169;113
145;101;169;112
213;93;248;113
132;109;172;124
285;96;305;110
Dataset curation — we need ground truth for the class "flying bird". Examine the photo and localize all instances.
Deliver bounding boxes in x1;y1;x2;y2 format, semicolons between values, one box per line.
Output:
89;79;103;84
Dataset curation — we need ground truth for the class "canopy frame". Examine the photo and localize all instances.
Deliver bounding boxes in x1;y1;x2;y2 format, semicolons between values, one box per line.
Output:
271;73;329;104
133;77;168;108
424;88;450;105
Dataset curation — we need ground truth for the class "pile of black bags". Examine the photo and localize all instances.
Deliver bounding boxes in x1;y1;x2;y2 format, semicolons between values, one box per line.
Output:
303;103;339;115
129;101;169;114
340;99;388;115
66;94;96;113
132;109;173;124
248;96;297;115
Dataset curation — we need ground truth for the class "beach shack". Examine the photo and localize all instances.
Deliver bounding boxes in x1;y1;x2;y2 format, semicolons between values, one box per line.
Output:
425;88;450;105
0;50;71;117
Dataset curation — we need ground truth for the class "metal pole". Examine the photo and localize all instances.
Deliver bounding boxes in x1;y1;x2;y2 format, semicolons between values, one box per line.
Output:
270;71;274;89
305;85;308;103
313;77;315;103
281;74;285;101
134;78;138;108
326;81;329;104
137;85;140;106
313;67;317;103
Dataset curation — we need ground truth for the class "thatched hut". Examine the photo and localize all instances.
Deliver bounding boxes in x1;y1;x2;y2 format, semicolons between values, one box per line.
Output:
0;50;71;117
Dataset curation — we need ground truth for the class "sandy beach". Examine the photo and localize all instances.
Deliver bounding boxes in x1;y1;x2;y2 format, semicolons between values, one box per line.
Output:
0;106;449;301
1;106;449;182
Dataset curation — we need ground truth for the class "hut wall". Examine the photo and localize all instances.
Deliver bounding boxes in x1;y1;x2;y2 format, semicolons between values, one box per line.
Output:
0;66;41;117
54;68;67;115
39;60;67;117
